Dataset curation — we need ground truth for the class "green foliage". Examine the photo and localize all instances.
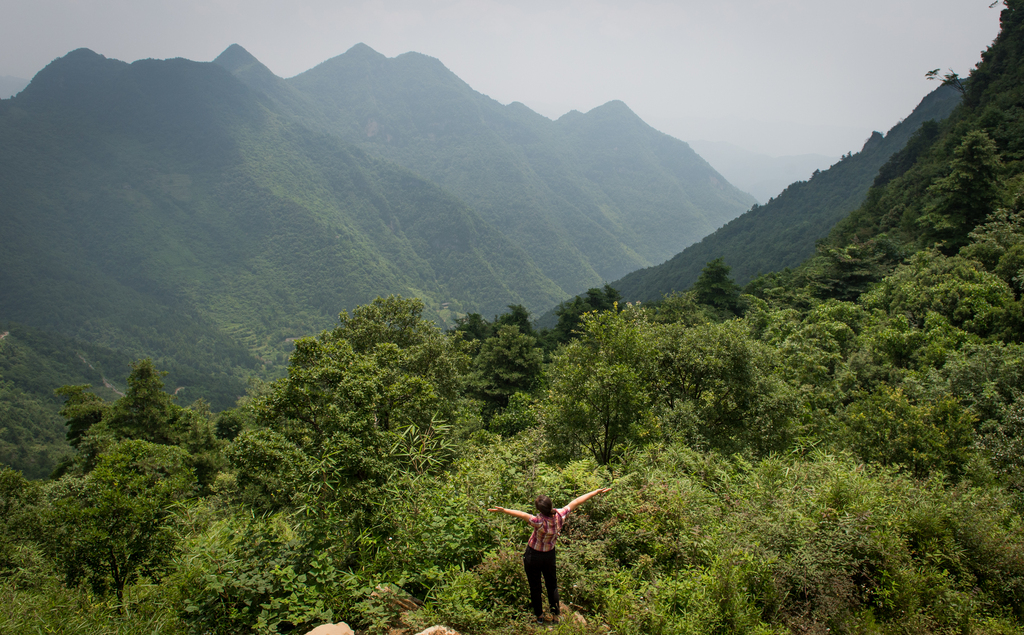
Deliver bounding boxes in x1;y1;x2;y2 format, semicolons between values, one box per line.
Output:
962;194;1024;299
919;130;1004;250
692;257;743;317
653;319;797;455
839;385;976;478
469;325;544;419
251;296;470;536
0;467;41;572
862;249;1016;338
104;358;179;444
176;515;349;635
544;284;623;348
42;440;195;601
544;306;657;464
55;384;107;449
489;392;540;437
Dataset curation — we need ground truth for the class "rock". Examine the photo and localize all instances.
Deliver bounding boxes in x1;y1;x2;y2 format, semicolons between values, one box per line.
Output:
305;623;355;635
373;584;423;611
558;602;587;626
413;627;461;635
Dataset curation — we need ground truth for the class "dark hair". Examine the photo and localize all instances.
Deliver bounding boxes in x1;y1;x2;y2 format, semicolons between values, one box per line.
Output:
535;495;553;517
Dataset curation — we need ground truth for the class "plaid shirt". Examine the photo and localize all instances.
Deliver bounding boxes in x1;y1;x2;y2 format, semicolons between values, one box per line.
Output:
527;507;571;552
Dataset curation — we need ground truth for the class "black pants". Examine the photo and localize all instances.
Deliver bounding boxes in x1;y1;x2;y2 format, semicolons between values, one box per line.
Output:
523;546;559;617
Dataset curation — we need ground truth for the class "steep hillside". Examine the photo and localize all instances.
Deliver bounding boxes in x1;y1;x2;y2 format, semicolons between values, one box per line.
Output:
0;49;558;407
826;2;1024;253
611;84;961;302
236;44;755;290
0;322;129;478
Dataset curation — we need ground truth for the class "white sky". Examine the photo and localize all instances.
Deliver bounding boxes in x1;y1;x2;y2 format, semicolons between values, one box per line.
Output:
0;0;1004;156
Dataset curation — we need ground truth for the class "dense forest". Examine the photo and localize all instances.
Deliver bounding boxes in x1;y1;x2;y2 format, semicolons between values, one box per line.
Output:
4;2;1024;634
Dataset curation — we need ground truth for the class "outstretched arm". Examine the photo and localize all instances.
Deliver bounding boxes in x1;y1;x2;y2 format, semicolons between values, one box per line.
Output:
487;506;534;522
566;487;611;511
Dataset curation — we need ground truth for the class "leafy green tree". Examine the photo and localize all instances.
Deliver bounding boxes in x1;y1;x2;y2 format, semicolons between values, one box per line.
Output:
805;238;908;302
489;391;540;437
862;249;1015;338
653;319;795;454
253;296;470;529
839;385;975;478
43;440;195;601
469;325;544;419
920;130;1003;250
644;291;710;326
0;467;41;572
453;312;493;343
54;384;107;449
104;358;180;444
546;284;622;347
226;428;311;512
214;407;247;441
692;257;742;316
493;304;535;336
170;399;226;493
962;197;1024;298
543;306;656;464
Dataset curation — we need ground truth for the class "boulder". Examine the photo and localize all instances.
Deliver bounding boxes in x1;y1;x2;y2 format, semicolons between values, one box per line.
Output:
413;627;460;635
305;623;355;635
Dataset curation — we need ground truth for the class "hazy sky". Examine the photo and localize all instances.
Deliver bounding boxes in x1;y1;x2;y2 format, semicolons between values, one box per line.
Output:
1;0;1004;156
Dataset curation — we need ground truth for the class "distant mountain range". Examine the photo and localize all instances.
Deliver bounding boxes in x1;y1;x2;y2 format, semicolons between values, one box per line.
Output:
0;44;752;408
611;84;962;302
214;43;754;292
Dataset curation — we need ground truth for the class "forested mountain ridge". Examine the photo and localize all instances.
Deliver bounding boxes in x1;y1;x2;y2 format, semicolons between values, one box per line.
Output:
611;83;962;301
0;48;559;404
221;43;755;289
1;44;750;474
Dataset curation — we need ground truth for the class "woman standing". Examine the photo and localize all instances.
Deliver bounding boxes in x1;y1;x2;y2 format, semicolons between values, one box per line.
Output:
488;487;611;623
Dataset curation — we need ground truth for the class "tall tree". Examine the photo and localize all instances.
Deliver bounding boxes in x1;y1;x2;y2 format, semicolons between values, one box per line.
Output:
469;325;544;419
252;296;471;529
54;384;107;449
692;257;742;316
548;284;622;347
44;440;195;602
544;306;656;464
920;130;1003;251
104;359;179;444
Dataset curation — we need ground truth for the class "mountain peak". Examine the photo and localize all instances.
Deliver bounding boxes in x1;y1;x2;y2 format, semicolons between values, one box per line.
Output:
343;43;387;60
17;48;127;105
214;44;264;73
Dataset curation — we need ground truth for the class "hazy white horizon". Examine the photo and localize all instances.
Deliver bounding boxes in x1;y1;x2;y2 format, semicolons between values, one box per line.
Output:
1;0;1004;157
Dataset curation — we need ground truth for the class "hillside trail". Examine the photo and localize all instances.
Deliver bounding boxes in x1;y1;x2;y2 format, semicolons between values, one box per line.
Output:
76;353;125;397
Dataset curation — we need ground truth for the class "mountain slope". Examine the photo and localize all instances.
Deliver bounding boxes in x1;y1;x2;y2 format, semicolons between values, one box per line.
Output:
0;49;558;406
229;44;755;291
610;84;962;301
